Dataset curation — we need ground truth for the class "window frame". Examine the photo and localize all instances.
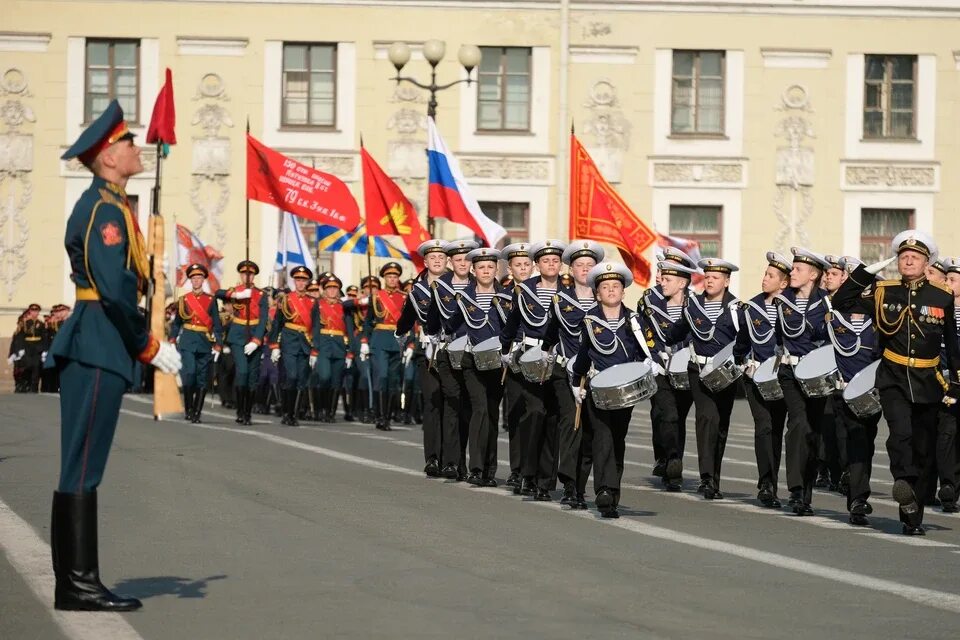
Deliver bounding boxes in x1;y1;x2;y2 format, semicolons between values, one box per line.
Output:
670;49;726;138
476;46;533;134
476;201;529;249
668;204;723;257
859;208;915;273
280;41;339;131
84;38;141;125
862;54;918;141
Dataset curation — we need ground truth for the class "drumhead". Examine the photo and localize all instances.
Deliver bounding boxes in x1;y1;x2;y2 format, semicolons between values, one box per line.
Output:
843;360;881;401
710;342;736;368
754;356;779;383
519;346;544;364
668;347;690;373
473;336;500;352
592;361;652;389
794;346;837;379
448;335;469;352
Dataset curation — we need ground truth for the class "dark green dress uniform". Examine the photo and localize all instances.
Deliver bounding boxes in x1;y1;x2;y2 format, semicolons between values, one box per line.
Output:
216;260;269;425
363;263;408;431
268;266;322;426
314;275;355;422
833;233;960;534
170;267;223;424
46;99;157;612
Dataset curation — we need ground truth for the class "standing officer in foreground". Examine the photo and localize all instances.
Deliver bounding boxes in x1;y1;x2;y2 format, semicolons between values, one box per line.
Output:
833;231;960;535
49;100;181;610
170;263;223;423
217;260;268;425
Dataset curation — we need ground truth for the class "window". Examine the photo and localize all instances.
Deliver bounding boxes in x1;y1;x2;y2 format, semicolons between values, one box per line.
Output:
861;208;914;279
282;43;337;128
863;55;916;139
669;205;722;256
85;39;139;123
477;201;528;248
671;50;724;135
477;47;532;132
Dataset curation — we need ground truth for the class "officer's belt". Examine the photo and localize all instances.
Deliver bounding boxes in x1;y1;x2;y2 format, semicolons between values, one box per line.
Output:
184;323;213;333
882;349;939;369
75;287;100;301
25;336;42;342
320;329;346;336
233;317;260;325
375;323;397;330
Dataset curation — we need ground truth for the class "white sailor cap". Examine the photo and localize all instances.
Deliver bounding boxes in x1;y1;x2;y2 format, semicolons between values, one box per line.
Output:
530;240;568;261
661;246;697;269
791;247;830;270
945;257;960;274
841;256;863;273
588;261;634;289
443;239;479;256
891;230;937;262
562;240;605;265
823;254;845;271
697;258;739;275
657;261;701;280
766;252;792;275
930;259;949;275
417;239;446;257
466;247;501;263
502;242;530;261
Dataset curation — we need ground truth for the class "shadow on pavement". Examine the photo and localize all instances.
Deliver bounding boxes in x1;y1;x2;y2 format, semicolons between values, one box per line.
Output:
112;574;228;599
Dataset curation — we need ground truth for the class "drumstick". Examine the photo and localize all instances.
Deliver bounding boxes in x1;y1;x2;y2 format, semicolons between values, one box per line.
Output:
501;365;508;385
573;378;587;432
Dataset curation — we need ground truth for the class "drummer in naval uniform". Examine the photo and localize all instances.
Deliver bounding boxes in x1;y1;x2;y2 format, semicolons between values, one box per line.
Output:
396;239;449;477
733;252;791;508
637;247;697;492
500;240;568;501
832;231;960;535
660;258;741;500
541;240;604;508
570;262;649;518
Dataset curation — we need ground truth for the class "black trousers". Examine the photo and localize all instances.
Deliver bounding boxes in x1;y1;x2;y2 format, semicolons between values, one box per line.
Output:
819;398;844;483
919;407;957;498
521;367;566;490
436;351;469;468
831;392;880;508
879;387;939;525
585;395;633;501
503;369;525;475
649;374;691;465
21;351;42;392
555;368;581;487
419;354;444;464
780;367;827;504
744;379;787;493
688;365;737;488
462;355;502;476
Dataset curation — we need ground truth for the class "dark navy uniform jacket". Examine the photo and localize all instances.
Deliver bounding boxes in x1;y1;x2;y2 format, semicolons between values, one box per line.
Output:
824;302;877;383
571;305;643;386
774;287;829;358
733;293;779;364
396;271;435;338
637;285;691;372
500;276;556;354
425;271;473;341
833;264;959;403
447;282;512;345
542;285;596;360
662;290;740;360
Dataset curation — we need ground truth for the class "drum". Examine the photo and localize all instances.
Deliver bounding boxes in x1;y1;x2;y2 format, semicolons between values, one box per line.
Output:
667;347;691;390
590;361;658;410
794;346;839;398
447;335;469;370
472;337;502;371
518;346;554;383
842;360;882;418
753;355;783;401
700;342;742;393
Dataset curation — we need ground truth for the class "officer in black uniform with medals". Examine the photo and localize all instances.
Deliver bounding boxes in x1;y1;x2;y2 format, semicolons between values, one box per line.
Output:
734;252;790;508
500;243;534;491
833;231;960;535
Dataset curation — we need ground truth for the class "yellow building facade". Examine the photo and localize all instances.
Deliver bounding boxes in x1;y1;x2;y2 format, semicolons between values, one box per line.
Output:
3;0;960;339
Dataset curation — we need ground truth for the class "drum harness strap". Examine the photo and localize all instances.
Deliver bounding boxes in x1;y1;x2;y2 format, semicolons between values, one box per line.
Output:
517;281;552;328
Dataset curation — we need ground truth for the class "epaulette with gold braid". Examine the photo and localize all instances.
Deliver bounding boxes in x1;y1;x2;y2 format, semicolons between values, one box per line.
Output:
875;279;900;287
929;280;953;294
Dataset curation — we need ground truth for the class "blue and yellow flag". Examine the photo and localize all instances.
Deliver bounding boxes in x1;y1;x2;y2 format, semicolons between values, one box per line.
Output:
316;222;410;261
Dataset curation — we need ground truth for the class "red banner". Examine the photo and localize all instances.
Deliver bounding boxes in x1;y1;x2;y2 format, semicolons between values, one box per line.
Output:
146;68;176;145
247;134;360;230
569;134;656;286
362;147;428;271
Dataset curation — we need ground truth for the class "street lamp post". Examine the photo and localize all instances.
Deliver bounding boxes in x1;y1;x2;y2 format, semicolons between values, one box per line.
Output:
387;40;482;237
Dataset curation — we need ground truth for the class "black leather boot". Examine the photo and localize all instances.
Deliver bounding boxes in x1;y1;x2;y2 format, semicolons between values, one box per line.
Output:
289;390;301;426
192;389;206;424
51;491;142;612
183;386;194;421
342;389;354;422
234;387;244;424
327;388;339;423
311;388;323;422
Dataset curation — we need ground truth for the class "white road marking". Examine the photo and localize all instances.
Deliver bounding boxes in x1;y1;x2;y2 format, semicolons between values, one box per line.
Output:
0;498;146;640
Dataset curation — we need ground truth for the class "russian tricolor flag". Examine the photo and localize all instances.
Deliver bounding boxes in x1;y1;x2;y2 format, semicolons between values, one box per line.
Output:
427;117;507;247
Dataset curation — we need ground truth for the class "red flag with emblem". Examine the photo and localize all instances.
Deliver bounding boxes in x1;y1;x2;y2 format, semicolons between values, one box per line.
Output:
569;133;656;286
361;147;428;271
175;224;223;293
146;68;176;146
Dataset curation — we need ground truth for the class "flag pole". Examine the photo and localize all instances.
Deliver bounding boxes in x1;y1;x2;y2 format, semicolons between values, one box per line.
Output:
245;118;251;263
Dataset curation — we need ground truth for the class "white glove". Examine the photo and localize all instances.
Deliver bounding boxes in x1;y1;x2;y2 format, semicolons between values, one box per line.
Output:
212;349;221;363
17;349;24;358
243;341;259;356
500;353;512;368
541;349;556;367
7;355;15;365
402;346;414;365
271;348;281;364
865;256;896;275
570;384;585;405
345;356;353;369
395;333;407;349
41;351;47;363
309;354;317;368
360;343;370;360
222;346;231;354
358;296;369;305
232;288;252;300
151;341;182;374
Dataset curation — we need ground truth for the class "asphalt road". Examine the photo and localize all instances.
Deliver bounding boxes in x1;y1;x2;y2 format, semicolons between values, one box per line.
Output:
1;392;958;640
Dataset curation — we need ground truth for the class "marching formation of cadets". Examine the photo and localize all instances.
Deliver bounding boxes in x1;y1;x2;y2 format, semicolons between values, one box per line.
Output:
164;229;960;534
7;303;71;393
